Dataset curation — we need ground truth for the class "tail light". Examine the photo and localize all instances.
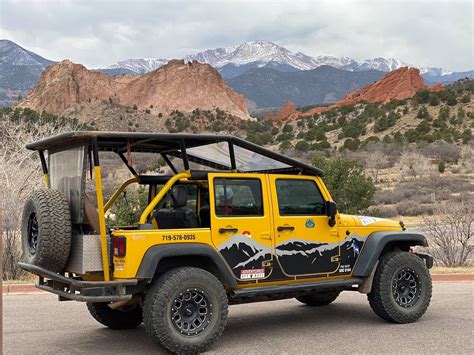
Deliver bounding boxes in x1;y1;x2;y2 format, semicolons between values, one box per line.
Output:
113;236;126;257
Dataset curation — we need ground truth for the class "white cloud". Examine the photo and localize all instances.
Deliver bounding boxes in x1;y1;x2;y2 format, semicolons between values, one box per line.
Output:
1;0;472;70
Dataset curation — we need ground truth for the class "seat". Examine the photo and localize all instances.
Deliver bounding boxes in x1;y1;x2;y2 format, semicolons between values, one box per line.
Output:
199;204;210;228
154;186;199;229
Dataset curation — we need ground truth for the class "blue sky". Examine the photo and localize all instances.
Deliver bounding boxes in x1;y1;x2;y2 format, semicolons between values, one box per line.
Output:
1;0;472;71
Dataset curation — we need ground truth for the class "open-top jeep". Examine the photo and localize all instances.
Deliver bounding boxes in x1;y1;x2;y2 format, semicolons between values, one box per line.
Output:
19;131;433;353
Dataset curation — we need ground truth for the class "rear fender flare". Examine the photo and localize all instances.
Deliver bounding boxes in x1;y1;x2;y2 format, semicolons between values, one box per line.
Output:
353;231;428;277
136;243;238;288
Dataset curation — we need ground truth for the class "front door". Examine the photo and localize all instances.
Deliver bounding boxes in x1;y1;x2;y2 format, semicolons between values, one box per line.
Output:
269;176;340;277
209;173;274;282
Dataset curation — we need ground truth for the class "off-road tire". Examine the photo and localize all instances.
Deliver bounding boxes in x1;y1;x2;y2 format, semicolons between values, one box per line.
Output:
87;302;143;329
296;290;341;306
368;251;432;323
21;188;72;272
143;267;228;354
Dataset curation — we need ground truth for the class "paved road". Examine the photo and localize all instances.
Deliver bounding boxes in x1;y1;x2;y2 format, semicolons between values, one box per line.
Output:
3;282;474;354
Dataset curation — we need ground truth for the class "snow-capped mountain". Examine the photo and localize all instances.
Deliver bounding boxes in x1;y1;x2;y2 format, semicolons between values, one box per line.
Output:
184;40;320;71
100;40;456;79
0;39;55;107
0;39;54;67
104;57;169;75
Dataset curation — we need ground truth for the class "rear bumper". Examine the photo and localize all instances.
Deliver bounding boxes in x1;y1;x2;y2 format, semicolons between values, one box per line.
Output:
18;262;142;302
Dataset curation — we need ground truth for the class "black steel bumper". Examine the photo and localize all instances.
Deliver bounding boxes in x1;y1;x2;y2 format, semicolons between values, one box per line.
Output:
415;252;434;269
18;262;142;302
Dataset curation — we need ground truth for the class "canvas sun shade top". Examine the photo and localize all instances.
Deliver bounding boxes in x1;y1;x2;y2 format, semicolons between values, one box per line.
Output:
26;131;323;176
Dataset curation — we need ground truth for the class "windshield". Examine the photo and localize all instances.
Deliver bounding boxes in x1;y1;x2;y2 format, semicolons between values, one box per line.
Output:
48;145;86;224
186;142;290;172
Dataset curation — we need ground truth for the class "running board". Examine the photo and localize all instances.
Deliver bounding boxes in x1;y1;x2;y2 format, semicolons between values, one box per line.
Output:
230;278;364;299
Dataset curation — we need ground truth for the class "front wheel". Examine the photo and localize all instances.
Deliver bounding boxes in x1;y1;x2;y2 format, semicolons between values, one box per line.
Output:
368;251;432;323
143;267;228;354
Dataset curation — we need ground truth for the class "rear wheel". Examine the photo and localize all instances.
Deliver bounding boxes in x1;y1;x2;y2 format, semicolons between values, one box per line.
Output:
368;251;432;323
87;302;143;329
21;189;72;272
143;267;228;354
296;290;341;306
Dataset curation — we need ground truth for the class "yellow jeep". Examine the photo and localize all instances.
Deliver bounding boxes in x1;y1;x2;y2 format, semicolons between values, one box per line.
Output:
19;131;433;354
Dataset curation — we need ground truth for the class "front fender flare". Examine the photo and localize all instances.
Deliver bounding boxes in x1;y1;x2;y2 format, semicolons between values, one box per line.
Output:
352;231;428;277
136;243;238;288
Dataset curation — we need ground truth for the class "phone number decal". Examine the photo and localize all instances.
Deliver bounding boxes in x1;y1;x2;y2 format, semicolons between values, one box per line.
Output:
162;234;196;241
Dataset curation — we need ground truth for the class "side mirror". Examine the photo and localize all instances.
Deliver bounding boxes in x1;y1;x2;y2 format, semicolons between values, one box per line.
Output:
325;201;337;227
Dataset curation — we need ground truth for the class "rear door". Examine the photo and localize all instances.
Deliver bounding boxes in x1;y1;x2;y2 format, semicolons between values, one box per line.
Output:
209;173;274;282
269;175;340;277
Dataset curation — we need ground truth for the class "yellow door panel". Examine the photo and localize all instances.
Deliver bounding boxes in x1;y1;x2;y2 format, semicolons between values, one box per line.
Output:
209;173;274;282
269;175;341;277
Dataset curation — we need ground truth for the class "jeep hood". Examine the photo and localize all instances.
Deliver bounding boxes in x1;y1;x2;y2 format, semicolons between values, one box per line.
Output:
339;214;402;229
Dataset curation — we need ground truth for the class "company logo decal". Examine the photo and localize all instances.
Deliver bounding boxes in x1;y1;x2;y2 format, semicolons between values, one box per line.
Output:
240;268;265;279
242;230;252;238
305;219;315;228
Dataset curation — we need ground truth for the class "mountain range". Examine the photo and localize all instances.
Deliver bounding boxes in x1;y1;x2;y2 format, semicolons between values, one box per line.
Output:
102;40;466;81
1;39;473;109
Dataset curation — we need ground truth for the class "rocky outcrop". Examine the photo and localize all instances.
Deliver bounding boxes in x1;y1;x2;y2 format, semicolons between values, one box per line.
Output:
15;59;250;119
300;67;443;118
266;101;298;121
336;67;434;106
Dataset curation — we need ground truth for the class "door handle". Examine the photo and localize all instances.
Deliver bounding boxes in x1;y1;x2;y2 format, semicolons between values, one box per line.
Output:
277;225;295;232
219;228;238;234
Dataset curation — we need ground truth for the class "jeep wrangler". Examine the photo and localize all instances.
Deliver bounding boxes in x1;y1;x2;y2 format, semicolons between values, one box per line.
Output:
19;131;433;354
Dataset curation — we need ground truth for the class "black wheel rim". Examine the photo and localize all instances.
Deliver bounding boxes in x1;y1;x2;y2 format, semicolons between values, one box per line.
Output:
27;212;39;254
392;268;421;308
171;288;213;336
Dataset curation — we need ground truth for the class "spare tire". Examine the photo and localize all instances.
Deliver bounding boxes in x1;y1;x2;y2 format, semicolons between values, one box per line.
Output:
21;188;72;272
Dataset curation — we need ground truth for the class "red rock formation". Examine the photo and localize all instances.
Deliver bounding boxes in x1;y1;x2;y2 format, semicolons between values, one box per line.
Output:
336;67;429;106
299;67;443;118
266;101;298;122
15;59;250;119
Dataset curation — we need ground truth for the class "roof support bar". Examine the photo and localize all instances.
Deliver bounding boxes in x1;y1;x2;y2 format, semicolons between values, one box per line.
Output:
139;171;191;225
179;139;189;171
39;150;49;186
161;153;178;174
92;138;111;281
228;141;237;172
117;152;138;176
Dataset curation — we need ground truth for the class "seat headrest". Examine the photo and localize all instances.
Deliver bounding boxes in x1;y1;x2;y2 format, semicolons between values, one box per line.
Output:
173;186;188;207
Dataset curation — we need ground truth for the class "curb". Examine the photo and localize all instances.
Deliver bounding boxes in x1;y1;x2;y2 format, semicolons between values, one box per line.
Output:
2;284;43;294
431;273;474;282
3;273;473;294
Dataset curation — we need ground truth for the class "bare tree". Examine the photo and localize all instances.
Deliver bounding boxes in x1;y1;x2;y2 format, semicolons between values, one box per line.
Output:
365;149;387;183
397;151;433;180
421;201;473;267
0;114;83;280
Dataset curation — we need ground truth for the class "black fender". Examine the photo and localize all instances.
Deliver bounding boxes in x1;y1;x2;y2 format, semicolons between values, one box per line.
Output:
136;243;238;288
352;231;428;277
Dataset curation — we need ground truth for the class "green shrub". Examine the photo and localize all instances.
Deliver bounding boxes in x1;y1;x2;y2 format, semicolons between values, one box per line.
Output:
414;90;430;104
279;140;292;151
312;156;375;214
429;94;440;106
438;161;446;173
462;129;472;144
295;140;310;153
417;106;429;119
